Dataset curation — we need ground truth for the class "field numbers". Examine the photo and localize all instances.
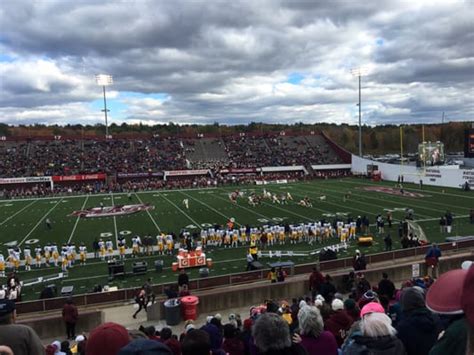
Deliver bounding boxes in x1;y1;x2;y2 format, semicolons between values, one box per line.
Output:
100;230;131;238
25;239;39;245
257;217;286;223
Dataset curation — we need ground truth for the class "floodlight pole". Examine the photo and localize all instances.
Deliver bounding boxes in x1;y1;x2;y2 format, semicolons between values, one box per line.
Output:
351;67;367;157
95;74;113;138
358;74;362;157
102;85;109;137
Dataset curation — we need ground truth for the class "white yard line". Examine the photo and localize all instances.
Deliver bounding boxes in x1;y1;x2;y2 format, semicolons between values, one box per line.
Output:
0;200;37;226
134;193;161;233
180;191;242;227
18;198;64;246
159;192;203;230
67;195;89;243
110;193;119;247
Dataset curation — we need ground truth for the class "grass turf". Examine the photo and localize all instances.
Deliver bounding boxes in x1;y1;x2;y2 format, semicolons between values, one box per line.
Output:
0;177;472;301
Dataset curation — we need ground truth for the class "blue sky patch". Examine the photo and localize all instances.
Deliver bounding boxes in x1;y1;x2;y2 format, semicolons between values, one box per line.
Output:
287;72;305;84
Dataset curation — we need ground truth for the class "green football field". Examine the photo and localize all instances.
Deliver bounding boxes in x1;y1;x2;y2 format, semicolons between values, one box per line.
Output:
0;178;472;301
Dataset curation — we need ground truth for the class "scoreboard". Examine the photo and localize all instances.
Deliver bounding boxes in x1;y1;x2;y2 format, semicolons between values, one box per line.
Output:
466;129;474;158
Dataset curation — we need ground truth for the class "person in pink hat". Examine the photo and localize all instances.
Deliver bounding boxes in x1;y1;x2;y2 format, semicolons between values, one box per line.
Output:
341;302;405;354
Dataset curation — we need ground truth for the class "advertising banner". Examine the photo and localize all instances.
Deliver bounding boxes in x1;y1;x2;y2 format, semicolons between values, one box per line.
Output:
52;174;106;182
0;176;52;184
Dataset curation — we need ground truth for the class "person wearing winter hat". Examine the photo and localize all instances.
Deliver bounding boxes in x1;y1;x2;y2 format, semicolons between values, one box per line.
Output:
296;305;338;355
118;339;173;355
85;322;130;355
324;299;354;346
358;290;379;309
344;298;360;323
396;287;441;355
222;323;245;355
342;302;405;354
239;319;253;355
0;299;44;355
160;327;181;355
426;268;471;355
200;318;223;353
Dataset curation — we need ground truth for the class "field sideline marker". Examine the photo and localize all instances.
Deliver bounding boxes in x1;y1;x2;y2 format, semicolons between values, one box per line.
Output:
67;195;89;243
134;193;161;232
18;198;64;246
0;200;37;226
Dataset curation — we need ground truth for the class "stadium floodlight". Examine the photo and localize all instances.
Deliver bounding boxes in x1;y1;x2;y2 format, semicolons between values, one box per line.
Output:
95;74;113;137
351;67;369;157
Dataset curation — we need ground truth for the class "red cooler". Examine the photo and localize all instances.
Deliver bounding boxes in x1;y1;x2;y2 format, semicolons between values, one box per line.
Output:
181;295;199;320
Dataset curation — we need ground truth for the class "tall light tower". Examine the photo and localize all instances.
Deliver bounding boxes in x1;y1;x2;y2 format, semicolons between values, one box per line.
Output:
351;67;368;157
95;74;113;137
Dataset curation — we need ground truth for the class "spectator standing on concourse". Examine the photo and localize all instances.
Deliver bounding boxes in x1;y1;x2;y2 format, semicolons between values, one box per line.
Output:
178;268;189;292
425;243;442;278
0;299;45;355
378;273;396;300
62;298;79;340
309;266;325;301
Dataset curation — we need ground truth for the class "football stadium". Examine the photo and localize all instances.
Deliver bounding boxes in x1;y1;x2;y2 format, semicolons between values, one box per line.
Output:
1;2;473;355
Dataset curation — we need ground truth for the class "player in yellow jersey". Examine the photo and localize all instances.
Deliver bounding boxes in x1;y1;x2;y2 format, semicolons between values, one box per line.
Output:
0;254;5;277
156;235;164;255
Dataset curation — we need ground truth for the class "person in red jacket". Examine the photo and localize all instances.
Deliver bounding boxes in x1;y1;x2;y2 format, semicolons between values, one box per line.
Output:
62;298;79;340
324;298;354;347
309;267;325;301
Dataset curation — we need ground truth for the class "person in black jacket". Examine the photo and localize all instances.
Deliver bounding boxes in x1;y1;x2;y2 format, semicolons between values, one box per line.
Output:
378;273;395;300
396;287;441;355
319;274;337;303
178;268;189;292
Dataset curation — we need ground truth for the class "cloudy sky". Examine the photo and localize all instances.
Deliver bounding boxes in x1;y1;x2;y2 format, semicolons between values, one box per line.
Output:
0;0;473;127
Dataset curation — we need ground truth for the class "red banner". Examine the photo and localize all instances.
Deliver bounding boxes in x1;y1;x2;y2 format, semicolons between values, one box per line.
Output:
52;174;106;182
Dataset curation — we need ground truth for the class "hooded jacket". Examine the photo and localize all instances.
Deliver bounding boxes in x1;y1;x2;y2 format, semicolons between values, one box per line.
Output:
396;307;440;355
324;310;353;346
342;334;406;355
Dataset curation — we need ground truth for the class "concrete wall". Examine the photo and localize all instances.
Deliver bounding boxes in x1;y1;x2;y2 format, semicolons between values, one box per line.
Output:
149;252;471;321
18;310;104;339
351;154;473;188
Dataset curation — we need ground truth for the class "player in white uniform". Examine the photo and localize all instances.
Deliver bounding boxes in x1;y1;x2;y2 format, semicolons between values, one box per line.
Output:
183;198;189;209
98;239;106;260
44;244;51;265
61;250;68;272
35;246;43;268
106;240;114;259
24;247;32;271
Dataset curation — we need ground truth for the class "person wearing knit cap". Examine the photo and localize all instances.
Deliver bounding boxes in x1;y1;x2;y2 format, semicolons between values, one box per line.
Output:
426;268;470;355
342;302;405;355
85;322;130;355
344;298;360;323
118;339;173;355
0;299;44;355
324;299;354;346
358;290;379;310
396;287;441;355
